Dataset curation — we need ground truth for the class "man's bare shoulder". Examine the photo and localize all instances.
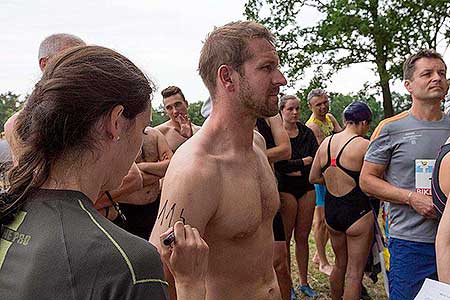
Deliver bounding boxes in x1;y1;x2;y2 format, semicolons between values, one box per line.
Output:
4;112;19;137
155;121;172;134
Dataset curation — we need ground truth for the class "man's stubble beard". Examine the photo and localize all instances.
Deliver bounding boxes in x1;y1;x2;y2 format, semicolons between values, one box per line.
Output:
238;77;278;119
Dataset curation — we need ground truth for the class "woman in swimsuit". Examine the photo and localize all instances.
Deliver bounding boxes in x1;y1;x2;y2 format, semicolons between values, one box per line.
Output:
434;136;450;282
310;101;374;300
0;45;208;300
275;95;319;297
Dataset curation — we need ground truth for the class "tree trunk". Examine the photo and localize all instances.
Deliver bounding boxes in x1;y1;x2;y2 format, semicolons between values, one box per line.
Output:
380;78;394;117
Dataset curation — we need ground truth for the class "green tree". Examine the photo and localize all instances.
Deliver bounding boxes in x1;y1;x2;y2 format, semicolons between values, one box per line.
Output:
245;0;450;117
0;92;24;133
187;101;207;126
151;105;168;127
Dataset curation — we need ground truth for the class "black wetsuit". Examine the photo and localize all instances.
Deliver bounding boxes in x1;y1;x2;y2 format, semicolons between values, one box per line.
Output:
275;122;318;199
0;189;168;300
322;135;372;232
256;118;285;241
432;143;450;220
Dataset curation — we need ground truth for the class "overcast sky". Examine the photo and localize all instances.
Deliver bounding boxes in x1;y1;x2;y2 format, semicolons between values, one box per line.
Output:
1;0;449;108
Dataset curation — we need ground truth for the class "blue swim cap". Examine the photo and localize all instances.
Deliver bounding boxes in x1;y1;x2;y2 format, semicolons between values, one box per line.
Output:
343;101;372;123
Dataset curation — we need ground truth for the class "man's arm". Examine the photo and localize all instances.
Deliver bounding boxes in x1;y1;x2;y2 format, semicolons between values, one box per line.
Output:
137;129;173;178
328;113;343;132
150;155;219;299
4;112;20;165
307;122;326;145
96;162;143;207
266;114;291;163
360;161;436;218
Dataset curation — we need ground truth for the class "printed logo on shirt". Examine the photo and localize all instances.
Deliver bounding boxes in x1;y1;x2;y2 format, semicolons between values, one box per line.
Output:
1;227;31;245
415;159;435;196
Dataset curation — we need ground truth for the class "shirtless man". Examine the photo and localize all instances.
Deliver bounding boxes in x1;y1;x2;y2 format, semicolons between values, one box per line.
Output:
305;88;342;275
115;126;172;239
150;21;287;300
156;86;201;152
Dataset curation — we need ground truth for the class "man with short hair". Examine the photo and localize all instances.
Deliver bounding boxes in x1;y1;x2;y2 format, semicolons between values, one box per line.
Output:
156;86;201;152
361;49;450;300
305;88;341;275
114;126;172;239
150;21;287;300
4;34;143;214
5;33;87;163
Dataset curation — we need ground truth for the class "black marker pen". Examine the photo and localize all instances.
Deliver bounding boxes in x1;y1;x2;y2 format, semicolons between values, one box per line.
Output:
163;232;175;246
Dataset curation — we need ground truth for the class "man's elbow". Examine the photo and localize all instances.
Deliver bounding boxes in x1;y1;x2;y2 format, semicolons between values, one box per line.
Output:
359;173;373;195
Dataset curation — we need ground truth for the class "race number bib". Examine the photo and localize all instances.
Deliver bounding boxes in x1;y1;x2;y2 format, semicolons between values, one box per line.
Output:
415;159;435;196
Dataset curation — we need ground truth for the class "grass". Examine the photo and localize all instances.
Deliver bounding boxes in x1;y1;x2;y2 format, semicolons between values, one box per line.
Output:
289;232;388;299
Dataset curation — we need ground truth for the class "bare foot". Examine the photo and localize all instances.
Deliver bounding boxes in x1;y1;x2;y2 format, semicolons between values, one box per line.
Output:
312;252;320;265
319;264;333;276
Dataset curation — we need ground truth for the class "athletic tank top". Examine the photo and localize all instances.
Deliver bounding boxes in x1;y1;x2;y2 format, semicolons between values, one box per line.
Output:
306;114;335;137
432;143;450;219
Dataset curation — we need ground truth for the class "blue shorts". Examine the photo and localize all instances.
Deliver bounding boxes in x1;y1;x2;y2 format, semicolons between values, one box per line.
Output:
314;184;326;207
388;237;437;300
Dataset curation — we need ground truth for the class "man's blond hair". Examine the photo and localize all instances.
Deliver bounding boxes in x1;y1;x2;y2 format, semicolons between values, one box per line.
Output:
198;21;274;97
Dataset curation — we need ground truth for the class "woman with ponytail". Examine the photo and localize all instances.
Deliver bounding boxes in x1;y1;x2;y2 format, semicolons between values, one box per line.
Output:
0;46;208;300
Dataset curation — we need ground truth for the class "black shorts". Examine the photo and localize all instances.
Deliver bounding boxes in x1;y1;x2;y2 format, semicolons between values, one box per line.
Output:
119;194;161;240
277;174;314;199
273;210;286;241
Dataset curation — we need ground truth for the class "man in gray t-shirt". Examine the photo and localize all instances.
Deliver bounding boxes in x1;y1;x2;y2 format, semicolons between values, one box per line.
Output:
361;49;450;300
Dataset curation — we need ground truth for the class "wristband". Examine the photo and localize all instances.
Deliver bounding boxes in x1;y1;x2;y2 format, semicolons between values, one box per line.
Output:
407;191;413;206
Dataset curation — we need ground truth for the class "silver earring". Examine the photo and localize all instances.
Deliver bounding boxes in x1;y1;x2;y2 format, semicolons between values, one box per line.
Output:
116;136;120;142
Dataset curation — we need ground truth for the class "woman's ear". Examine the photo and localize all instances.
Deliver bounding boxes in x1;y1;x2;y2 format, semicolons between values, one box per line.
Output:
106;105;124;141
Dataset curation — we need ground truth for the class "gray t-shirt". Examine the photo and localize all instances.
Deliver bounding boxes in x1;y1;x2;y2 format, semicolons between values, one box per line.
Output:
0;189;168;300
365;111;450;243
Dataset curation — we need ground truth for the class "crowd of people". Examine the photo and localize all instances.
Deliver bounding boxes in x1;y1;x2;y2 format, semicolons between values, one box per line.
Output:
0;20;449;300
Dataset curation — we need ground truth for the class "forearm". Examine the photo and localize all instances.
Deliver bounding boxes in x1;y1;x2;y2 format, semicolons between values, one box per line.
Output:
437;200;450;283
137;160;170;177
309;174;324;185
275;159;304;173
360;174;410;205
437;230;450;283
176;281;206;300
266;145;290;164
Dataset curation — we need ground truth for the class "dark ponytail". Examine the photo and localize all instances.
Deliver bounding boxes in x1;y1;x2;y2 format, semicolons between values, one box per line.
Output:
1;45;154;226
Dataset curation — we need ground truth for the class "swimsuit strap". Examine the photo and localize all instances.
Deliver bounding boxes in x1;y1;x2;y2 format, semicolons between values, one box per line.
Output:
336;135;361;163
335;135;362;183
321;134;335;172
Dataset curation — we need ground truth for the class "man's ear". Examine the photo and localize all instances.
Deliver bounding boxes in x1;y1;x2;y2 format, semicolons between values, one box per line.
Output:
217;65;236;92
39;57;48;71
106;105;125;141
404;79;413;94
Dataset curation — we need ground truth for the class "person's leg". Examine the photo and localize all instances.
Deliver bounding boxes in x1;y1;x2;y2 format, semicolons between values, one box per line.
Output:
344;212;374;300
313;184;332;275
272;211;292;300
279;192;298;271
328;225;347;300
388;238;438;300
294;189;316;286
